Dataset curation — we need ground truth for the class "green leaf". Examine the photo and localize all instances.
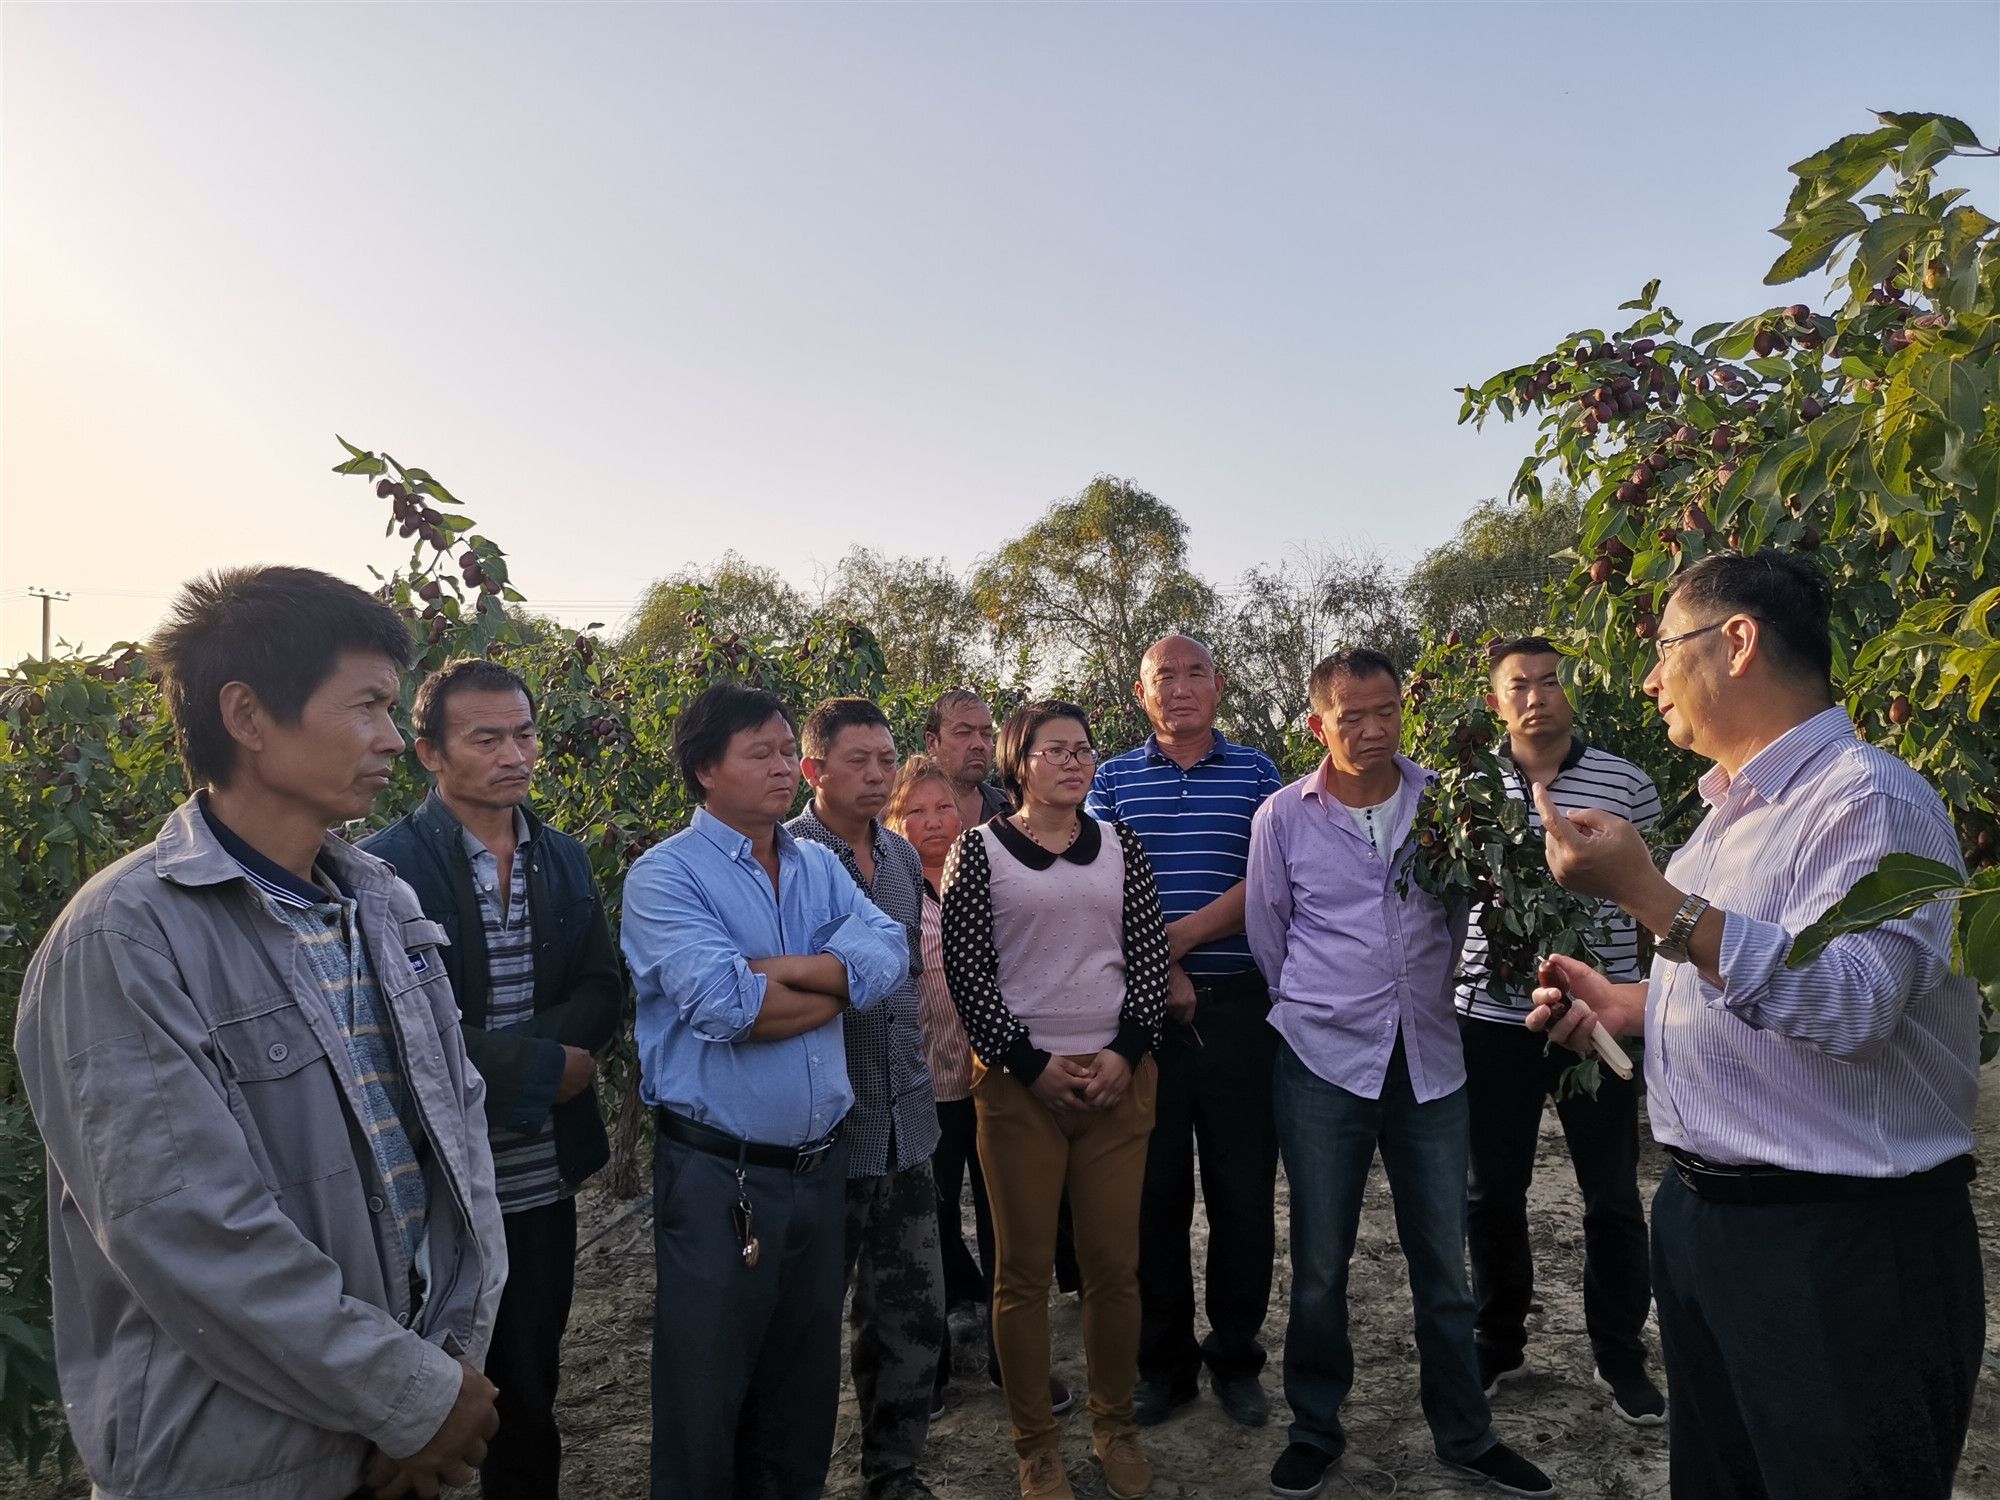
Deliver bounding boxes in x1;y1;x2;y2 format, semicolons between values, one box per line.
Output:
1856;214;1935;287
1618;279;1662;312
330;436;386;477
1787;853;1966;968
1963;892;2000;986
1766;202;1869;284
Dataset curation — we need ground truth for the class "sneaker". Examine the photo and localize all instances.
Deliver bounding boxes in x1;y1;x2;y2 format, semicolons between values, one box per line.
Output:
1212;1371;1271;1429
1092;1426;1154;1499
1132;1377;1197;1427
1439;1440;1554;1496
1268;1441;1341;1498
1479;1346;1528;1398
1018;1448;1076;1500
986;1373;1076;1415
1594;1366;1667;1427
928;1383;963;1421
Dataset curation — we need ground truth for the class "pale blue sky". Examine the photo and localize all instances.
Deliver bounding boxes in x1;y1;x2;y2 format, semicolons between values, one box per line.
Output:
5;2;1997;657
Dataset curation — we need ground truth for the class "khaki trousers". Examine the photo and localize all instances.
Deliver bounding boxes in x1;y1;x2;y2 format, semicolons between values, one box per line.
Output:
974;1054;1158;1457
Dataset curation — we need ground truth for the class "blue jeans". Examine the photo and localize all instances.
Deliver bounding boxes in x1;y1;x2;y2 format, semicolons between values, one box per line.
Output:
1274;1038;1494;1464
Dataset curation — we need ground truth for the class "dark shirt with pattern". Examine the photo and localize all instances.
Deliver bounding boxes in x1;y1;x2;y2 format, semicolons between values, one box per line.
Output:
463;809;565;1212
786;804;941;1176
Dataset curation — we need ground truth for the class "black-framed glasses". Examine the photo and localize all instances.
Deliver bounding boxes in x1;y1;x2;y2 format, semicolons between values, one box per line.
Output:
1653;621;1726;660
1028;746;1097;767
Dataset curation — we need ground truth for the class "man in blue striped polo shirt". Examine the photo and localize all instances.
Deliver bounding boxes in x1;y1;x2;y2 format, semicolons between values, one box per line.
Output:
1086;634;1285;1431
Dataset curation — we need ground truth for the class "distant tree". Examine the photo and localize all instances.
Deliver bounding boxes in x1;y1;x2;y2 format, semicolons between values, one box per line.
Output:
618;551;810;658
1221;544;1418;751
819;547;987;691
1404;485;1585;640
972;475;1219;691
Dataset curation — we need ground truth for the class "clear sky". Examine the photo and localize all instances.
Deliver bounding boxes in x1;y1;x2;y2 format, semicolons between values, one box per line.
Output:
4;2;1996;659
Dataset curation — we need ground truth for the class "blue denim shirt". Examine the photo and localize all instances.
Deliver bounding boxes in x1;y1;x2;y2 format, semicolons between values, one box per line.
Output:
623;806;910;1146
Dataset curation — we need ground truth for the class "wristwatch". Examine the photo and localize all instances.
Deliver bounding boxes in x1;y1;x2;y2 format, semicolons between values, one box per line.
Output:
1656;893;1711;964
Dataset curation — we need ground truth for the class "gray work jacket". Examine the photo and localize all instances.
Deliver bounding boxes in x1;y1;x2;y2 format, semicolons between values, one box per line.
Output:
13;798;507;1500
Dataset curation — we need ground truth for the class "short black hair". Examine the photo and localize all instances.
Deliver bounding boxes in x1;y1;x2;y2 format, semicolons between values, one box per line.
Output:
1487;636;1564;678
994;699;1092;805
924;687;990;740
412;658;536;745
1668;551;1834;689
1307;648;1401;713
673;681;797;801
151;565;415;790
801;696;892;760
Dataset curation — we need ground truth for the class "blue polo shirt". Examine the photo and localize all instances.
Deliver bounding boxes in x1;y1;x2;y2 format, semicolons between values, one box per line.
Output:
1086;730;1284;978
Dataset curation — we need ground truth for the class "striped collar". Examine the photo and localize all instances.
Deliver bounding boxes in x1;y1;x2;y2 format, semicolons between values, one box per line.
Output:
1698;704;1855;810
1496;733;1588;773
1141;729;1230;767
196;791;338;909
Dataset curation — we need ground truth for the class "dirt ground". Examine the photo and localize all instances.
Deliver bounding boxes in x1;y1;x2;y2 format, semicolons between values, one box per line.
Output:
13;1079;2000;1499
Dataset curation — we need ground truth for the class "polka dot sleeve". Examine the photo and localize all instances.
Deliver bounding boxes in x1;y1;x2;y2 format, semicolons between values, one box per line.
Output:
1111;818;1169;1064
940;826;1046;1083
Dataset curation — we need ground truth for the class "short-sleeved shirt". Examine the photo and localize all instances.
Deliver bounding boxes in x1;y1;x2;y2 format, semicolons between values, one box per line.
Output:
1086;730;1284;978
1455;736;1661;1023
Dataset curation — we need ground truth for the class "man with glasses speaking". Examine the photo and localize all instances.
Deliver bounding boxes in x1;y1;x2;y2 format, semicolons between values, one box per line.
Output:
1529;552;1984;1500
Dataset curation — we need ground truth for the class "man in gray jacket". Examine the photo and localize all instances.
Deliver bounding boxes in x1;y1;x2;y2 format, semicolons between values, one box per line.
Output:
14;565;508;1500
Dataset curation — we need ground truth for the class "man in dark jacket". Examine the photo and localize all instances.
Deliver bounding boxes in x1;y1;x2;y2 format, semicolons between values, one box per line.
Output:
363;657;623;1500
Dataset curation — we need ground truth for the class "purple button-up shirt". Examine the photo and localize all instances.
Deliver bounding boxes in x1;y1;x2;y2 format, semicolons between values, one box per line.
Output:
1648;706;1980;1175
1246;754;1467;1103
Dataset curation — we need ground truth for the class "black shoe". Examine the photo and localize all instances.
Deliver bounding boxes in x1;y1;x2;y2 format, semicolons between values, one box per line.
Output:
866;1473;940;1500
1478;1345;1527;1398
1268;1442;1341;1499
1132;1377;1197;1427
984;1372;1075;1415
1440;1441;1554;1496
928;1383;963;1421
946;1302;984;1344
1211;1372;1270;1429
1594;1366;1666;1427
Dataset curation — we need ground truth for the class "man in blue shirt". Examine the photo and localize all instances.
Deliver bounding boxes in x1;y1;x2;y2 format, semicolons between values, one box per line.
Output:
1086;634;1285;1431
622;682;909;1500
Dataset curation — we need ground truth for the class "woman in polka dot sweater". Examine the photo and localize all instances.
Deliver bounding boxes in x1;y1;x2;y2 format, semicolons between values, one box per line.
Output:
941;699;1170;1500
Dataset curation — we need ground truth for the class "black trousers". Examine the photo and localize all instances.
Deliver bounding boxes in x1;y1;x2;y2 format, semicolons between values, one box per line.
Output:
1137;969;1280;1389
1460;1015;1651;1375
1651;1168;1984;1499
931;1096;995;1310
482;1196;580;1500
650;1133;849;1500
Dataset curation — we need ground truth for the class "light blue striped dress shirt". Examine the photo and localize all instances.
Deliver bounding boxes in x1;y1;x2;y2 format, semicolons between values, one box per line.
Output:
1648;706;1981;1176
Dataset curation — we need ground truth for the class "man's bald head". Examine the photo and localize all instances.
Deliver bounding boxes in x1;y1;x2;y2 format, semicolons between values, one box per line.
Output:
1140;634;1215;680
1135;634;1222;741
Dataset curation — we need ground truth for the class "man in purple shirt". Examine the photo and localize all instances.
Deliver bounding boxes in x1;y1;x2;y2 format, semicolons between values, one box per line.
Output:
1246;649;1551;1500
1531;553;1982;1500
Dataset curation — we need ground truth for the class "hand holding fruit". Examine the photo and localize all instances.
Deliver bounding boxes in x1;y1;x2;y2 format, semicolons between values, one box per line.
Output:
1527;953;1642;1079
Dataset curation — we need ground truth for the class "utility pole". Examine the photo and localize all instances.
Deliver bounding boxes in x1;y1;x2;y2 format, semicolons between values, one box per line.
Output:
26;587;70;660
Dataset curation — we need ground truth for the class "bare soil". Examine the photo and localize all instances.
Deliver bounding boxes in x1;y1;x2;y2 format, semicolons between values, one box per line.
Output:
14;1079;2000;1499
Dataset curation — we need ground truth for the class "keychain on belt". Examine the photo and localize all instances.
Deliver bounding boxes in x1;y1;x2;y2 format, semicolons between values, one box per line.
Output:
730;1149;761;1269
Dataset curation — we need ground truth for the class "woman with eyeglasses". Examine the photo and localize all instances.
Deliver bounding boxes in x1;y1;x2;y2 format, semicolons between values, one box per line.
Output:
940;700;1169;1500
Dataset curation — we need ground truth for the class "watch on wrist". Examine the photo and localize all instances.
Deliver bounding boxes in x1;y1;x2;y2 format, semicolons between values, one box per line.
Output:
1656;893;1711;964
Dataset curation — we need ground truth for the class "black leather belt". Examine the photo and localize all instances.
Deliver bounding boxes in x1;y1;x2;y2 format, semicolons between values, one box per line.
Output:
654;1107;843;1176
1665;1147;1974;1206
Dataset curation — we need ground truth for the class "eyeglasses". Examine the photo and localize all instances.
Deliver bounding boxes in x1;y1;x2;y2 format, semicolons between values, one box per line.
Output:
1028;746;1097;767
1652;621;1725;661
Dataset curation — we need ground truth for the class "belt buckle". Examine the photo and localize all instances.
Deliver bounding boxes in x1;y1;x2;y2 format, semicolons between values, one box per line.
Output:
794;1136;834;1176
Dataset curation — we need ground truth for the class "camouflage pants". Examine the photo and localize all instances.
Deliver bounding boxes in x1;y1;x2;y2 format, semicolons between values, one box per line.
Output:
844;1163;948;1491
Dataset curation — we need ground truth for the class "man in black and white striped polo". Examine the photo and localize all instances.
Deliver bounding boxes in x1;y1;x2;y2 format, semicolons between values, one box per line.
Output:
1453;637;1665;1426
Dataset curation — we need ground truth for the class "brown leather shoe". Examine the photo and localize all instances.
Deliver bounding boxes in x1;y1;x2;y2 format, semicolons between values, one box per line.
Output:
1018;1448;1076;1500
1093;1426;1154;1499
